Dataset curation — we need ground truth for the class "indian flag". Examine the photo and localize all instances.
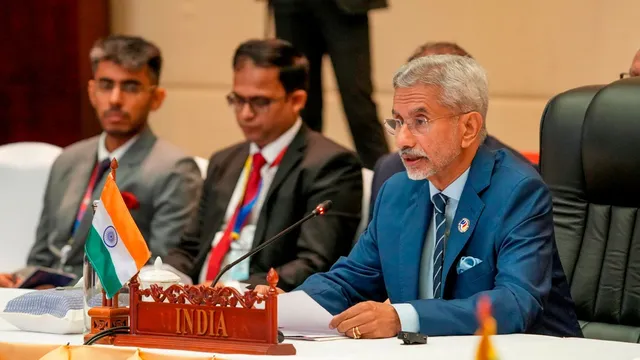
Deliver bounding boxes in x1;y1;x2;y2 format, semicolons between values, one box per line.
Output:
85;174;151;299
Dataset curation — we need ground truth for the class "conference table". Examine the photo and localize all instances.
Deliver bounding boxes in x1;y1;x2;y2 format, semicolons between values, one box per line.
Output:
1;289;639;359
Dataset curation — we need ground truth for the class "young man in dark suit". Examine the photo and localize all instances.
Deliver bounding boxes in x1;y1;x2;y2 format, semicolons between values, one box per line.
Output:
164;39;363;291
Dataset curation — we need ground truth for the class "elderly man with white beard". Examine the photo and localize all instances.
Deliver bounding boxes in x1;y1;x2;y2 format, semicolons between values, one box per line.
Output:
259;54;583;340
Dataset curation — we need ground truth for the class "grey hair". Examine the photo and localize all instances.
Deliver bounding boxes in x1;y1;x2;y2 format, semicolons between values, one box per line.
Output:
393;54;489;141
90;35;163;84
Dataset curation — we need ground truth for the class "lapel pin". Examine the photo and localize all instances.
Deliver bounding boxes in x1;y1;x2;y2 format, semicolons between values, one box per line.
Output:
458;218;470;233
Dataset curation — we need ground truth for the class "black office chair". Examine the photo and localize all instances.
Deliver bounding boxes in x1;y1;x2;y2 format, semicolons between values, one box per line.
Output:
540;77;640;343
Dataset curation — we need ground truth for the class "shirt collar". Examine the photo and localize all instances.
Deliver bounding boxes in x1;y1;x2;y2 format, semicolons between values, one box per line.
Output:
429;167;470;203
97;132;140;163
249;118;302;164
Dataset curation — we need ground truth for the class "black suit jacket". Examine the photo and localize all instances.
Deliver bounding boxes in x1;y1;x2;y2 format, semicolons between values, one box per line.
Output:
369;135;538;222
165;126;363;291
271;0;388;14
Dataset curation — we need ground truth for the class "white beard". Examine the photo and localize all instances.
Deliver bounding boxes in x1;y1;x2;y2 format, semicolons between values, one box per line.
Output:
403;160;435;180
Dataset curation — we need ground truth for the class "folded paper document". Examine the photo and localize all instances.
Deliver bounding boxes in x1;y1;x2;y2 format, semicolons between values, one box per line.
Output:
277;291;346;341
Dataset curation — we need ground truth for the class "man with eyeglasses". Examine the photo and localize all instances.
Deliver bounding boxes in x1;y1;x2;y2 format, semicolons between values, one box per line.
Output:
621;48;640;78
258;54;581;339
369;42;537;222
0;35;202;288
163;39;363;291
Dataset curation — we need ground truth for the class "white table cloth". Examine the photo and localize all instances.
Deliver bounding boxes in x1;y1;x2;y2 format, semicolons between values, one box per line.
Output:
1;288;639;359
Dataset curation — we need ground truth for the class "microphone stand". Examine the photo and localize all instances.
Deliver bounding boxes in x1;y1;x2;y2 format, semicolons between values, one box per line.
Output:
210;210;319;288
208;201;330;344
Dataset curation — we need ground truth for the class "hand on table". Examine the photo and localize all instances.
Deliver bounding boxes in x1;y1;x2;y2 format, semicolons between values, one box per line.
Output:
198;280;222;288
0;274;20;288
329;301;401;339
35;284;55;290
253;285;285;296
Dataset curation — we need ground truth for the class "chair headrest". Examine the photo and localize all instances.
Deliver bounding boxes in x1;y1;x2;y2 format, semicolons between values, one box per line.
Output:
582;78;640;206
0;142;62;167
540;78;640;207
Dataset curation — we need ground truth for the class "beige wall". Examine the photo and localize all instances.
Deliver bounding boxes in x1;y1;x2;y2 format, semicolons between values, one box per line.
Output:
111;0;639;158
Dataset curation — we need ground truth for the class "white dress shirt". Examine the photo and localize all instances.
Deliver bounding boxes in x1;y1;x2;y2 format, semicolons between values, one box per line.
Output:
97;132;139;163
197;119;303;284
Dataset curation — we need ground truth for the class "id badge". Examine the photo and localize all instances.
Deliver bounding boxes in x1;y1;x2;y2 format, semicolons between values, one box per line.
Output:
226;226;255;282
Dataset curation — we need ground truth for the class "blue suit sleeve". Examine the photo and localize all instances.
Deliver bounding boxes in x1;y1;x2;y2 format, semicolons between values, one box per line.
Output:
408;177;554;335
296;182;390;315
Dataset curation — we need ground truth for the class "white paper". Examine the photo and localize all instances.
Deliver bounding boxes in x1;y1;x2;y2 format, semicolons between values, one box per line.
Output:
223;281;250;293
277;290;343;338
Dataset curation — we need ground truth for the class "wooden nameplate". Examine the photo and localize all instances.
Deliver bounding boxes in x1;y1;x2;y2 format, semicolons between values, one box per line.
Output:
110;269;295;356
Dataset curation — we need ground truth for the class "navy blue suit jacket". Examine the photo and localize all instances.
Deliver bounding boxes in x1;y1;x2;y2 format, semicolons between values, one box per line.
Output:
296;146;582;337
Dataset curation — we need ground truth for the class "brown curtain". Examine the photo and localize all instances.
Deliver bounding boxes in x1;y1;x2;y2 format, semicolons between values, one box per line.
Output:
0;0;110;147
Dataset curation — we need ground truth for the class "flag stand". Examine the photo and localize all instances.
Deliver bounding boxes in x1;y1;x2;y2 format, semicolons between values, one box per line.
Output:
83;157;295;355
83;158;129;345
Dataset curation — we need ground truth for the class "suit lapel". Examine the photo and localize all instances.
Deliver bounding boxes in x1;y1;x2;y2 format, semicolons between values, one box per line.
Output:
441;146;494;295
251;126;306;249
68;129;158;258
113;127;157;186
398;181;431;302
441;188;484;295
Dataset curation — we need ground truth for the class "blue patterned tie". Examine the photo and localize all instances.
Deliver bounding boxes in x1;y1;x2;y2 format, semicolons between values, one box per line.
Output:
432;193;449;299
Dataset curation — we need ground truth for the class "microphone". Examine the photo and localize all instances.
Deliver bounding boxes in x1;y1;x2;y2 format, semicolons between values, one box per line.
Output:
210;200;333;289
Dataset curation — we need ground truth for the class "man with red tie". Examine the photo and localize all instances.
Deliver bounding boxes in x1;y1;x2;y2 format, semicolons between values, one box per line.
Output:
164;39;363;290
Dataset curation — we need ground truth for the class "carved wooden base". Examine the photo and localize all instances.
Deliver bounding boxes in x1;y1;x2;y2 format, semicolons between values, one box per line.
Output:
100;269;291;355
113;334;296;355
83;306;130;345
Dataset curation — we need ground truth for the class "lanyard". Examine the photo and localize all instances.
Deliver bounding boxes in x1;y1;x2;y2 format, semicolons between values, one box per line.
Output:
60;161;106;266
71;162;103;236
230;147;287;239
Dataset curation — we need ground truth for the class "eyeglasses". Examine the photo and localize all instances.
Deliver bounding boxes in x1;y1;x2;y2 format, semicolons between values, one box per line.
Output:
226;93;285;114
384;114;461;136
96;79;156;95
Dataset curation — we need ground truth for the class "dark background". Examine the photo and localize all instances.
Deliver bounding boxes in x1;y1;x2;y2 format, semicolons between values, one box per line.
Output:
0;0;110;147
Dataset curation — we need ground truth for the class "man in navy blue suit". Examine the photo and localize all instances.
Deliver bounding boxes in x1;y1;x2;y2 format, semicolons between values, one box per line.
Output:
280;55;581;339
370;42;537;221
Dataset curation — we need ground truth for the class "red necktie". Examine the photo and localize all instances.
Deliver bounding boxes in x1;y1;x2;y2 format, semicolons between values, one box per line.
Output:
205;153;267;282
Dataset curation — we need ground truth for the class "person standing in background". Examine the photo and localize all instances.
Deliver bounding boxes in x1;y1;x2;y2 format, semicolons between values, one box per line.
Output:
267;0;389;169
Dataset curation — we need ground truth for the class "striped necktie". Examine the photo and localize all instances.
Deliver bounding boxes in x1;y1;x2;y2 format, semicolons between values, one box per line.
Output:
432;193;449;299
